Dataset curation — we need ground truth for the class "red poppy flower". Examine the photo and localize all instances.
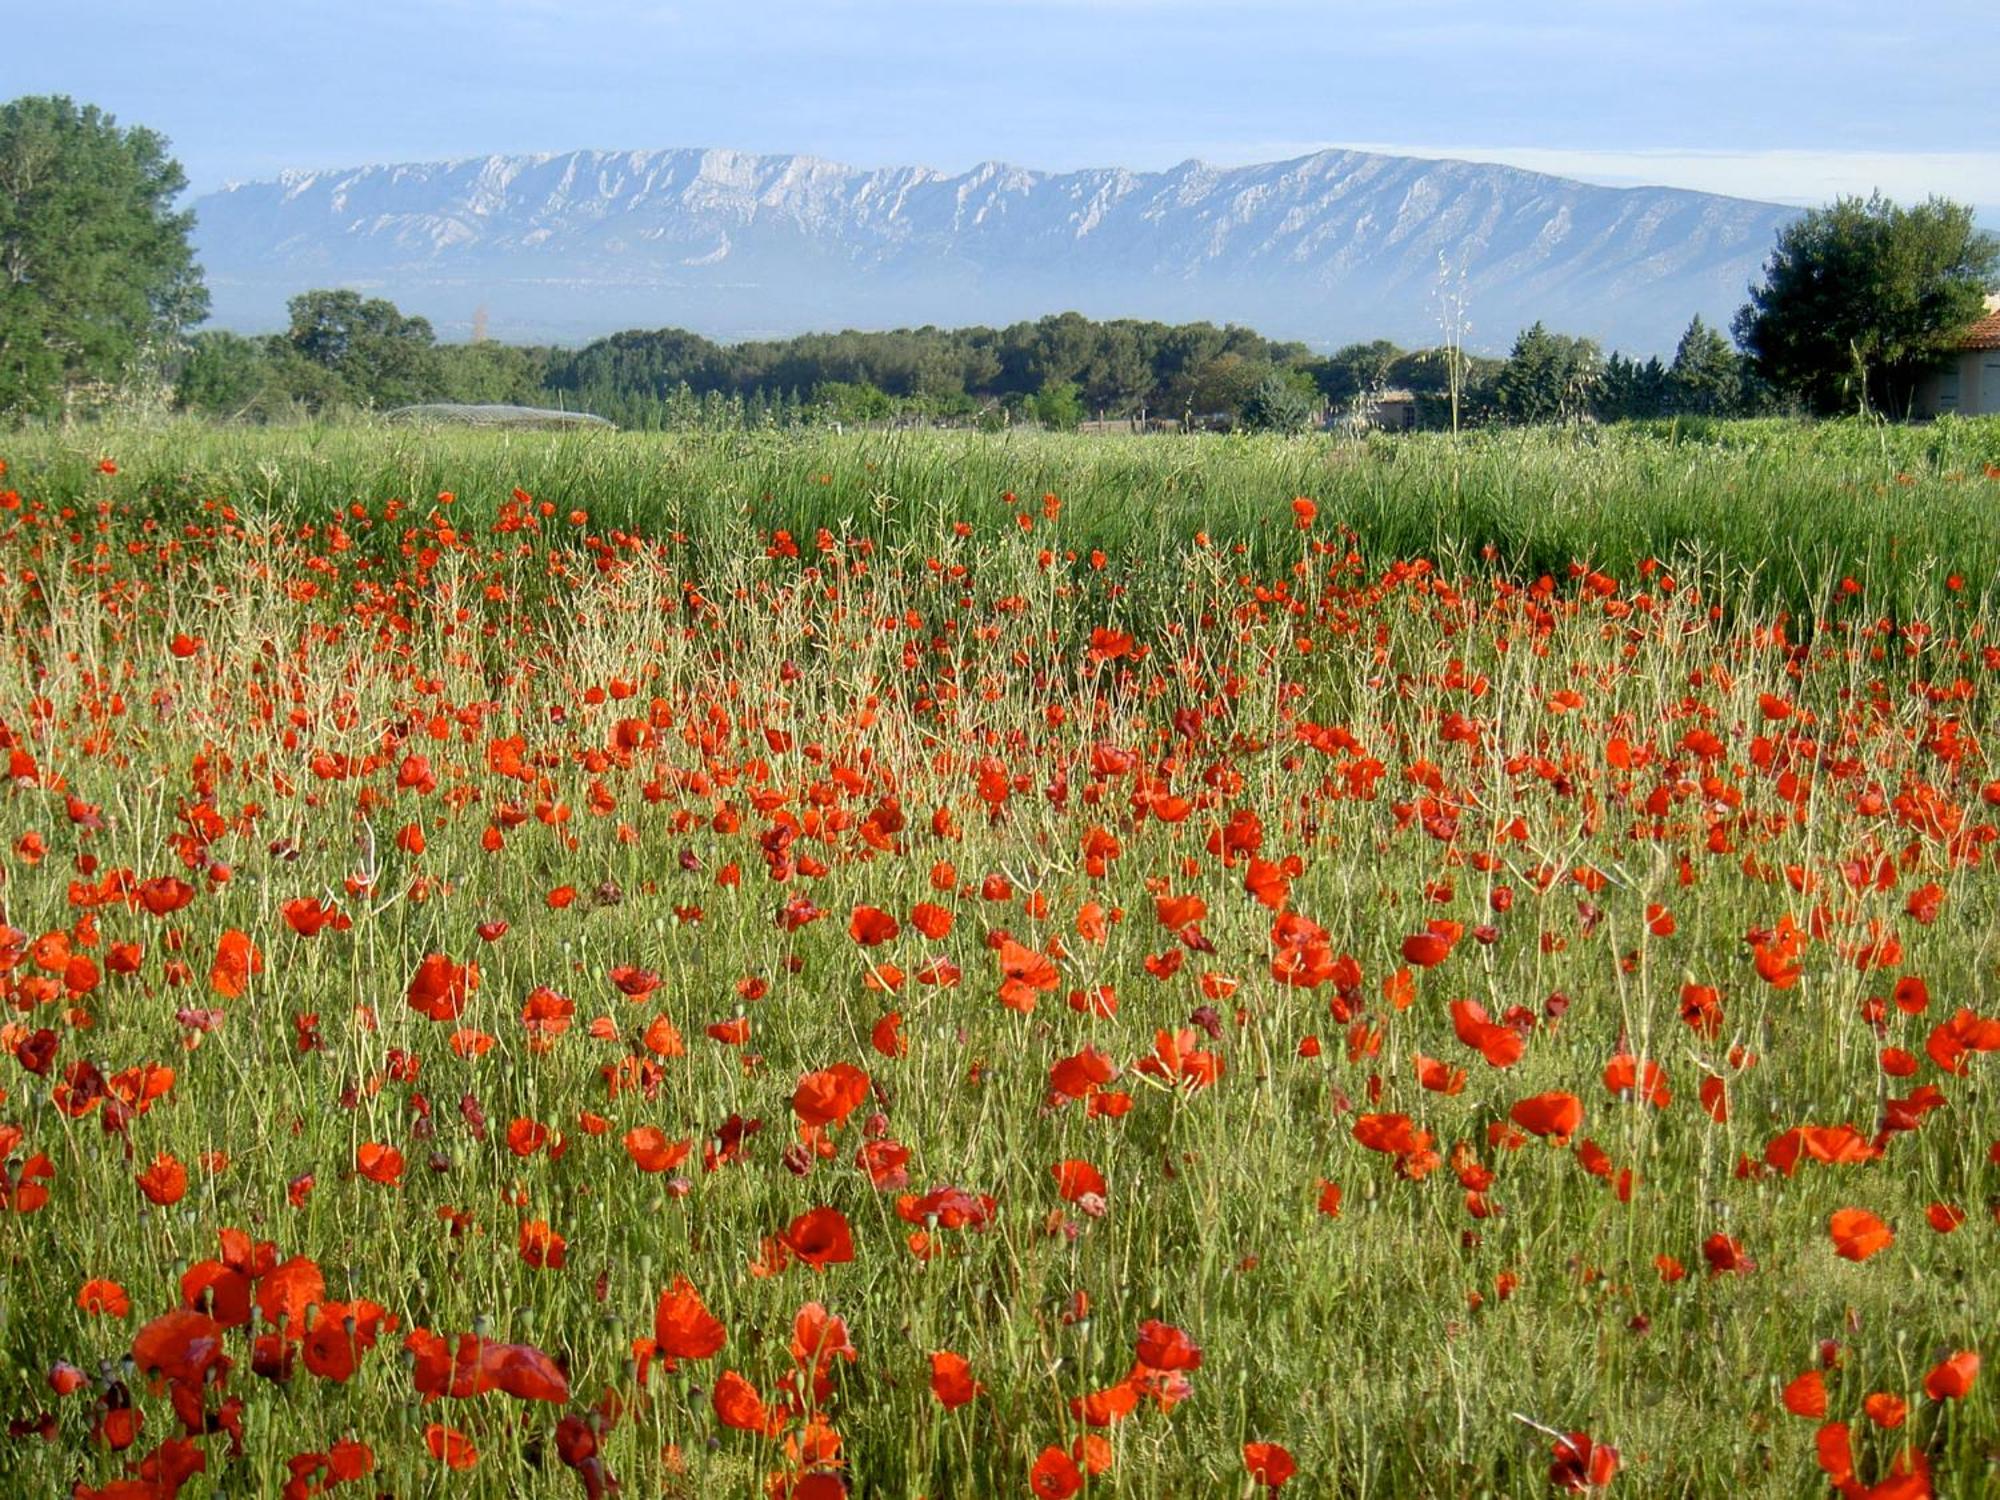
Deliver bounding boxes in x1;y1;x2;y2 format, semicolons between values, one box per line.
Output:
425;1423;478;1470
1052;1159;1106;1203
870;1011;907;1058
781;1207;856;1270
1029;1445;1083;1499
131;1309;226;1385
136;1153;188;1205
1548;1431;1618;1491
910;902;954;939
77;1278;130;1317
1863;1392;1908;1429
622;1128;692;1174
1450;1000;1524;1067
1135;1319;1202;1371
848;905;900;946
654;1276;727;1362
793;1062;871;1128
996;938;1059;1012
929;1350;982;1409
609;964;660;999
712;1369;775;1433
407;953;478;1022
208;929;263;998
1509;1092;1583;1145
1701;1232;1754;1276
1829;1207;1893;1262
1071;1377;1140;1427
895;1186;997;1231
1244;1441;1297;1489
505;1118;551;1157
1923;1350;1978;1401
1782;1368;1827;1418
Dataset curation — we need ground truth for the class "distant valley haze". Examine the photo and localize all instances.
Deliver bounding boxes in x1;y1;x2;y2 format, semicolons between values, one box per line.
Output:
191;144;1798;357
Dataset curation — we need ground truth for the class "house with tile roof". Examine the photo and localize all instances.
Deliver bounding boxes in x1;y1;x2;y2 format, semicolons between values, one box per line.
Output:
1911;294;2000;417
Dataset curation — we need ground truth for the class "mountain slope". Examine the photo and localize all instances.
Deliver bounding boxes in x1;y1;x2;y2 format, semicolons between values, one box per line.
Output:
191;146;1794;353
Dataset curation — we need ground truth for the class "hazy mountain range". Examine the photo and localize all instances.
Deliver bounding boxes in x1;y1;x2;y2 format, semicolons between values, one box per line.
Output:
190;146;1798;355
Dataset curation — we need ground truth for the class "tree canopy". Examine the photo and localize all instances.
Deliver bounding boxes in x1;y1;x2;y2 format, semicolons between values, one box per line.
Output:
543;313;1314;425
1665;315;1743;416
0;95;207;416
1493;322;1603;425
283;289;443;409
1733;194;1999;416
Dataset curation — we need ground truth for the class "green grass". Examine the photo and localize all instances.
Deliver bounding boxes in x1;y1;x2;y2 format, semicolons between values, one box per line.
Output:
6;414;2000;618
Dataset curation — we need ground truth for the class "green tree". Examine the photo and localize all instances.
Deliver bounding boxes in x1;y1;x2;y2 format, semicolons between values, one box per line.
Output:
1029;377;1084;431
1733;194;1999;416
1595;352;1669;422
1309;340;1403;408
433;341;549;405
1662;315;1741;416
174;330;271;418
284;289;441;409
1494;323;1603;425
813;380;893;425
0;96;208;417
1178;353;1270;425
1078;323;1154;414
1242;369;1320;433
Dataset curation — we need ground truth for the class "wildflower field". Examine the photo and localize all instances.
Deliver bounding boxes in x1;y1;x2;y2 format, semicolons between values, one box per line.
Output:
2;420;1999;1498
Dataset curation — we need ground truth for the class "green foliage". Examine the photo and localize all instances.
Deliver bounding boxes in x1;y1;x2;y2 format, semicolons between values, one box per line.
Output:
0;95;207;418
1179;353;1275;425
283;289;442;411
173;330;278;419
433;341;551;406
1664;315;1742;416
544;326;732;401
1597;352;1669;422
24;416;1999;626
1494;322;1604;425
544;313;1312;427
1307;340;1401;407
814;379;894;425
1241;368;1321;433
1029;376;1084;431
1734;193;2000;416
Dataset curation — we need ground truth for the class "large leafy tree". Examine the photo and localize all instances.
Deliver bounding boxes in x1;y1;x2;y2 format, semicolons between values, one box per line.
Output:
0;96;207;416
1029;376;1084;431
284;289;441;409
1733;194;1998;416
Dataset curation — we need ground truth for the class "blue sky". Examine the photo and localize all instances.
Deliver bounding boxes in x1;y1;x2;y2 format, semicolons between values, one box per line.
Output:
8;0;1998;216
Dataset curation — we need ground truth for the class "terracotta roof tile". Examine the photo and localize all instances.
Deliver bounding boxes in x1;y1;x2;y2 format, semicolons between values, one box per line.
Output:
1958;309;2000;350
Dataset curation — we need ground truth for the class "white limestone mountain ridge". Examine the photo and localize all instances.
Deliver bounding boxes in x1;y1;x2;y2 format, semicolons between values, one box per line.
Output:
191;146;1797;355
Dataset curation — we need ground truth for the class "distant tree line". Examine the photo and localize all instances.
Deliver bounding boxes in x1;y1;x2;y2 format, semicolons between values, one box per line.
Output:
131;301;1898;431
536;314;1321;428
174;290;553;420
6;92;1997;428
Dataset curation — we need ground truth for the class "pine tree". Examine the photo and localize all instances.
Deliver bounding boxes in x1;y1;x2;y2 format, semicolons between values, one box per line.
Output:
1665;316;1742;416
1495;323;1603;425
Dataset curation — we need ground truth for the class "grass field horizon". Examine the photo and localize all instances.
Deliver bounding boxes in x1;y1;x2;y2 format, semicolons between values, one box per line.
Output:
0;418;1996;1497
